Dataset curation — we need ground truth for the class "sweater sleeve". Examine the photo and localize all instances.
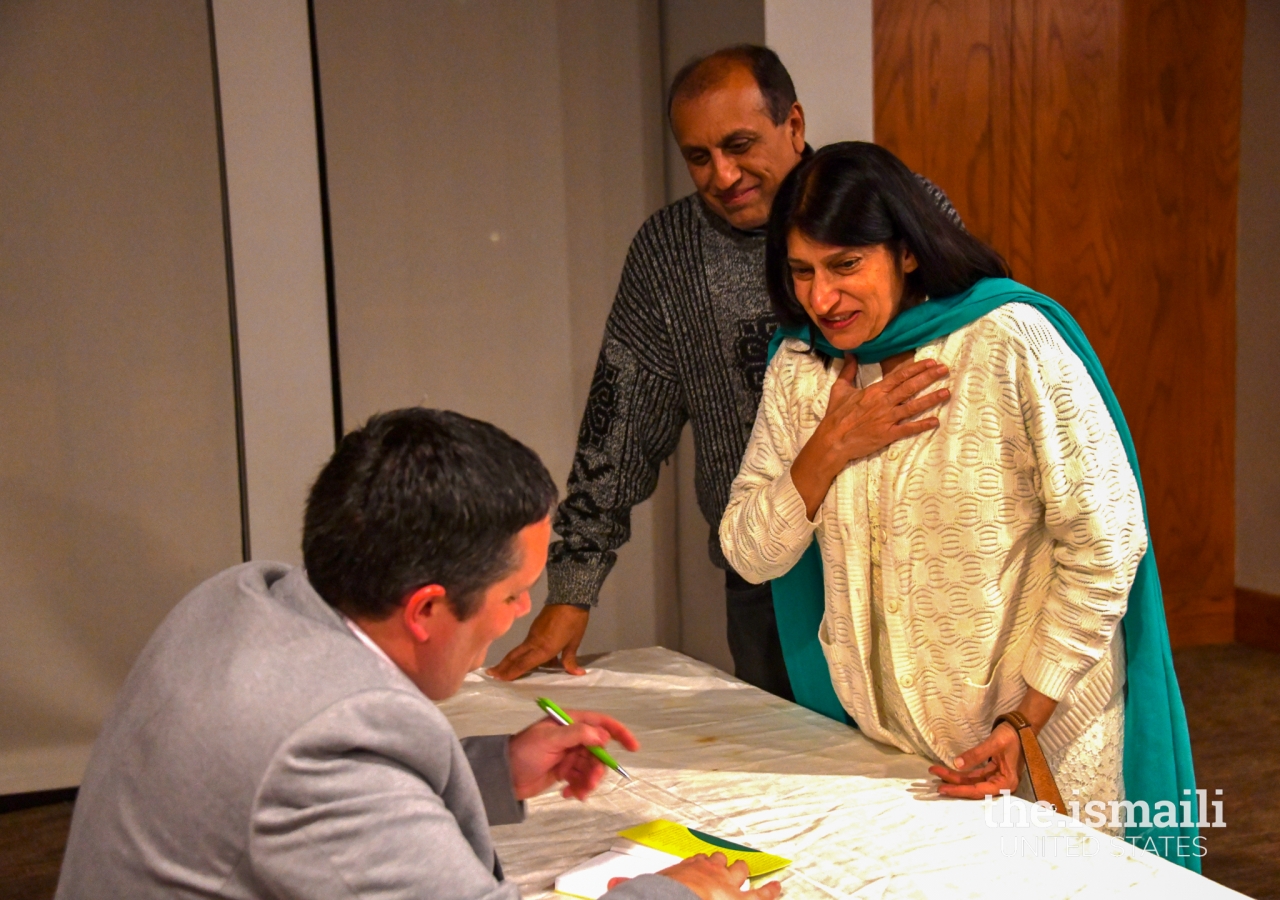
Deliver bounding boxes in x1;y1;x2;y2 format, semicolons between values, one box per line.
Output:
719;347;822;584
546;232;688;607
1010;313;1147;701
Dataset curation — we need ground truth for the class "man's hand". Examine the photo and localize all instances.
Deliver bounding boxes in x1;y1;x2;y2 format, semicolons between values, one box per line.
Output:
507;710;638;801
607;852;782;900
489;604;589;680
791;357;950;519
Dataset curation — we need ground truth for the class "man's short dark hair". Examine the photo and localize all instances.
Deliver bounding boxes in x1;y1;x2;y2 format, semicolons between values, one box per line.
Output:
667;44;797;126
302;408;558;621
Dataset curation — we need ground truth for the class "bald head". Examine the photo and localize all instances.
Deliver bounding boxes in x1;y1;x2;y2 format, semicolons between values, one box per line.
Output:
667;45;797;127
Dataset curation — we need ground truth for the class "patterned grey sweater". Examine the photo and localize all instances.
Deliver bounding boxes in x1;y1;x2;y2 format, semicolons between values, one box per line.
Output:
548;183;959;607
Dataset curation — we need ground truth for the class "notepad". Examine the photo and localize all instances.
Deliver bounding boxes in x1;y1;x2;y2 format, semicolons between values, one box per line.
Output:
618;820;791;877
554;820;792;899
555;839;682;900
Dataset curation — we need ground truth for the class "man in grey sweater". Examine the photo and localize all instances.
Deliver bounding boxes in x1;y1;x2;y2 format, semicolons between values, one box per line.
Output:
492;47;950;694
56;408;779;900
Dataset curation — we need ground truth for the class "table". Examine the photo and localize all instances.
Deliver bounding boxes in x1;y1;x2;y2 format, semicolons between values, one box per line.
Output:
439;647;1244;899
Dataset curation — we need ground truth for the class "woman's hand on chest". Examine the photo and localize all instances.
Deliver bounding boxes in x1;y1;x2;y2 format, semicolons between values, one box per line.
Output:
789;355;951;520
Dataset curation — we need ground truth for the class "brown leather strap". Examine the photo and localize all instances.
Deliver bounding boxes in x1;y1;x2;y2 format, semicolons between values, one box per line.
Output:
994;712;1066;815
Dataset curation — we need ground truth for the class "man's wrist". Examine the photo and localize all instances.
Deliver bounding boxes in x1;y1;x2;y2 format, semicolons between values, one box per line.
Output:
544;598;593;609
545;556;610;608
461;734;526;826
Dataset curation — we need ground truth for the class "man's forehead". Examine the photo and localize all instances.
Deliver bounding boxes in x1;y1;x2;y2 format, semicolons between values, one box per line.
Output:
671;64;773;144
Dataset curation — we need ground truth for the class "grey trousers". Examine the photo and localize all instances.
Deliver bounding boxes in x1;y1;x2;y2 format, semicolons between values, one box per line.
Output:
724;569;794;701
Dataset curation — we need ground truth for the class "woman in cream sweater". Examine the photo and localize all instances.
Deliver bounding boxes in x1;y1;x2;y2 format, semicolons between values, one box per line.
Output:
720;142;1149;814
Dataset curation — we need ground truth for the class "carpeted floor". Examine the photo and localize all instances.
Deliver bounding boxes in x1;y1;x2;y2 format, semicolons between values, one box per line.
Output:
1178;643;1280;898
0;798;75;900
1;644;1276;899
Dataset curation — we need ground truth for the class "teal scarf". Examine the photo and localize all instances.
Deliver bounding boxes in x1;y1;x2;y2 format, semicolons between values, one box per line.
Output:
765;277;1199;870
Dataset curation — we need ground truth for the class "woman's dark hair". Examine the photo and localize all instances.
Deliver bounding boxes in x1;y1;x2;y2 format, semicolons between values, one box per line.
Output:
302;408;558;621
765;141;1009;337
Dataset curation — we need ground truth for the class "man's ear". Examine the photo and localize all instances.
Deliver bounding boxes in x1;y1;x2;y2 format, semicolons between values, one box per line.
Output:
403;584;449;643
787;102;806;153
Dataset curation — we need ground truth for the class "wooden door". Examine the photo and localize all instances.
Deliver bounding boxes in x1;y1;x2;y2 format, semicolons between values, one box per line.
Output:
874;0;1244;645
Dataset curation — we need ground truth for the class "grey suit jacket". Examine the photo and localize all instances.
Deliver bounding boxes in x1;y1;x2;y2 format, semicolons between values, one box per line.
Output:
55;562;691;900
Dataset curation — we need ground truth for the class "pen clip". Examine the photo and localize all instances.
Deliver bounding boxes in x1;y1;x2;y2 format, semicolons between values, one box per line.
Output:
537;696;573;726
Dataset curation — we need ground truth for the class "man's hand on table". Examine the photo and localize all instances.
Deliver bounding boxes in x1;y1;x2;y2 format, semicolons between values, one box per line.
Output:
608;853;782;900
508;709;638;801
489;604;590;680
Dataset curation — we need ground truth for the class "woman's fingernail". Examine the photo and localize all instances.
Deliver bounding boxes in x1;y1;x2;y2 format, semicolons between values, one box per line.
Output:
954;758;964;768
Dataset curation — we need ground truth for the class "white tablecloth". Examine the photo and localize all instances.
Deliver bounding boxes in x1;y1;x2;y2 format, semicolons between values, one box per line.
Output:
439;647;1242;900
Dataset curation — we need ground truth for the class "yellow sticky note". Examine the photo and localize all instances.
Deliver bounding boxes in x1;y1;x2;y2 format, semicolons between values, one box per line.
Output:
617;820;791;877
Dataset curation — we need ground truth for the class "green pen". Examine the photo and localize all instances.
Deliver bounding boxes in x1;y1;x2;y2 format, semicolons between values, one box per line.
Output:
536;696;632;781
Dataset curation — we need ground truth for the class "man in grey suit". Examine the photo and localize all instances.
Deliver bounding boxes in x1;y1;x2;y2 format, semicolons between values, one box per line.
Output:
56;408;780;900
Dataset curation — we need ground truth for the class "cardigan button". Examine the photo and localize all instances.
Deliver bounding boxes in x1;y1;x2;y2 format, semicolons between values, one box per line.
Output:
886;600;900;614
899;674;915;688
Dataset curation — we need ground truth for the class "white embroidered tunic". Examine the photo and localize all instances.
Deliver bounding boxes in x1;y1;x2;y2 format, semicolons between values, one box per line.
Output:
720;303;1146;802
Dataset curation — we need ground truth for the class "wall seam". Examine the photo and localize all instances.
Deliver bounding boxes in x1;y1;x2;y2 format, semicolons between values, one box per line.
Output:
655;0;687;654
206;0;251;561
307;0;344;445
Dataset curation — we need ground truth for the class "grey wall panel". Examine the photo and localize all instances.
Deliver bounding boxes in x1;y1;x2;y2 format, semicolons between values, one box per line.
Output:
766;0;873;148
0;0;242;792
1237;0;1280;593
660;0;765;677
660;0;766;202
313;0;678;662
210;0;336;566
554;0;682;653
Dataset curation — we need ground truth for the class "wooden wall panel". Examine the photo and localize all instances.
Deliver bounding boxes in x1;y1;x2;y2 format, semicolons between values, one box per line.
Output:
874;0;1243;646
1110;1;1241;643
874;1;1006;255
1236;588;1280;654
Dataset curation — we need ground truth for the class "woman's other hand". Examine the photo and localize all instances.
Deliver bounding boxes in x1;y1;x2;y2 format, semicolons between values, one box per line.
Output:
791;357;950;519
929;723;1024;799
929;687;1058;799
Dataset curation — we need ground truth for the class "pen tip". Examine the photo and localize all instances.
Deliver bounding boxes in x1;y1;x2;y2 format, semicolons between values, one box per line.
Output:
618;766;632;781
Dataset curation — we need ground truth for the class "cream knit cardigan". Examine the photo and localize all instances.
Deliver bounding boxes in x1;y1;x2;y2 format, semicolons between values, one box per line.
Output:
721;303;1147;764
